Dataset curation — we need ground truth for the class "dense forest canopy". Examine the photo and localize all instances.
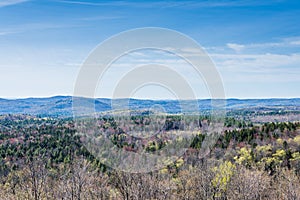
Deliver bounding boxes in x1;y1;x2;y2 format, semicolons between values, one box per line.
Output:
0;113;299;199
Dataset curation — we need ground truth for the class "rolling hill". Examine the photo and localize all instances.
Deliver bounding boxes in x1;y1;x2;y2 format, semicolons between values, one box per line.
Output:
0;96;299;117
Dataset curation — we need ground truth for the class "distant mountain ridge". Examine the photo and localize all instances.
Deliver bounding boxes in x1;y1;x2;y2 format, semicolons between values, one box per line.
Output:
0;96;299;117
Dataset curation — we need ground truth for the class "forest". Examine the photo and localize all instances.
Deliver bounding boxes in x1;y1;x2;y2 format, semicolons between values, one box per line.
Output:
0;114;300;199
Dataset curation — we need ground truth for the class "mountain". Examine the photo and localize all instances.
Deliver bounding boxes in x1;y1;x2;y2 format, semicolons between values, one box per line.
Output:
0;96;299;117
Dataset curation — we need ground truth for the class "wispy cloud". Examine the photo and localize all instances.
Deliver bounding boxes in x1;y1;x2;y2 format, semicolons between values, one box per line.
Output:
222;37;300;53
57;0;194;8
197;38;300;82
57;0;281;8
227;43;245;52
186;0;283;8
212;53;300;73
80;15;124;21
0;22;87;37
57;0;126;6
0;31;19;36
97;45;300;79
0;0;30;7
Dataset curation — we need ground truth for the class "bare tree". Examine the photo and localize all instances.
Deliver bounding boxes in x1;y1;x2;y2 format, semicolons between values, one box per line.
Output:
227;166;271;200
111;170;175;200
57;157;110;200
271;168;300;200
15;157;49;200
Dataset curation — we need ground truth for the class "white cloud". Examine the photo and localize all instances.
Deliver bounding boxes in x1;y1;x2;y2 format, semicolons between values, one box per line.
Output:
205;38;300;81
80;15;124;21
211;53;300;75
0;23;86;37
58;0;282;8
0;0;29;7
289;40;300;45
226;43;245;52
223;38;300;52
0;31;18;36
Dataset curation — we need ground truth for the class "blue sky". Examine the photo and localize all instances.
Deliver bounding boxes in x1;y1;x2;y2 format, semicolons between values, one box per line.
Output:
0;0;300;99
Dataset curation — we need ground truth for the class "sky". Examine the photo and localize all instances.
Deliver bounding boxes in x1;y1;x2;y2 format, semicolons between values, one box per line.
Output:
0;0;300;99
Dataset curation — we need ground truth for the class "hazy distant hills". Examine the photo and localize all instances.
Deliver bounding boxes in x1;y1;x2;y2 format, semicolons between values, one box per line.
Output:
0;96;299;117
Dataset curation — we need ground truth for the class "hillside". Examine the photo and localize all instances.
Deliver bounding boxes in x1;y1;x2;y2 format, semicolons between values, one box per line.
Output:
0;96;300;117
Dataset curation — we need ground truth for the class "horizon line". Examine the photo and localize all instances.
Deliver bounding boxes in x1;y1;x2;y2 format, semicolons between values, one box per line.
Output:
1;95;300;101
